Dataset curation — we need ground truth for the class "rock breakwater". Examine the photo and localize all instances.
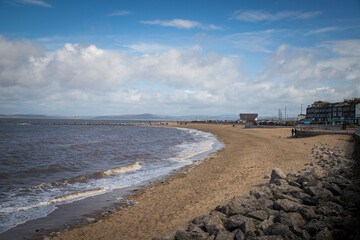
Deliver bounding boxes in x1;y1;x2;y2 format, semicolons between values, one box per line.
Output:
157;143;360;240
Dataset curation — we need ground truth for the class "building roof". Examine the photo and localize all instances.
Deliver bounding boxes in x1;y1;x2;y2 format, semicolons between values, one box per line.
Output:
239;113;258;120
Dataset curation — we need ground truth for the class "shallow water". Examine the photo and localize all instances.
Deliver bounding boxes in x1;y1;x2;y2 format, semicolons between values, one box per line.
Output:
0;119;223;235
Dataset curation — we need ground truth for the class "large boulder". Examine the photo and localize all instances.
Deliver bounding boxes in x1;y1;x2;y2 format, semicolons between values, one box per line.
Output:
223;215;247;232
275;211;306;227
270;168;287;183
264;223;296;240
246;210;269;221
273;199;303;212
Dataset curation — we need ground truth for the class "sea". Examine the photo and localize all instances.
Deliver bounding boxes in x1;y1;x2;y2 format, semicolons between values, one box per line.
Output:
0;118;223;238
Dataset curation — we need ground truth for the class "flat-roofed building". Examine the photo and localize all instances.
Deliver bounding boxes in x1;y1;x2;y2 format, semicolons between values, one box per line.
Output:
306;98;360;124
239;113;258;121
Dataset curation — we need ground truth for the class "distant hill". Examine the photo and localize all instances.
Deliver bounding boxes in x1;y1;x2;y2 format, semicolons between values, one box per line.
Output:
0;113;240;121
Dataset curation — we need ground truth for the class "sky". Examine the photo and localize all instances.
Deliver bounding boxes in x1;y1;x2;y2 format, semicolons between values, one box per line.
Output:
0;0;360;118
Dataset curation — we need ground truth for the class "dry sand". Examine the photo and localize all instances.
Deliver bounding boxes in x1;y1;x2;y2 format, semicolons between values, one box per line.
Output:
52;124;353;240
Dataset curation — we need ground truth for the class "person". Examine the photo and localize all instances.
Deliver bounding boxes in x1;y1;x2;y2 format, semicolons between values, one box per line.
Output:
295;128;297;136
291;128;294;136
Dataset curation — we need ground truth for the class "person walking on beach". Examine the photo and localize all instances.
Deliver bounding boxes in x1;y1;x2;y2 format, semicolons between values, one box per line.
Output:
295;128;297;136
291;128;294;136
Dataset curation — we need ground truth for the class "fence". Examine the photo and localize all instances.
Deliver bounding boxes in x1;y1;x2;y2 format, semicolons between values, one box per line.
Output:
296;124;356;135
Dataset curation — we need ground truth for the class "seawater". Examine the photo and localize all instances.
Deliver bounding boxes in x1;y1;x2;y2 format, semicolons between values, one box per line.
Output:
0;119;223;235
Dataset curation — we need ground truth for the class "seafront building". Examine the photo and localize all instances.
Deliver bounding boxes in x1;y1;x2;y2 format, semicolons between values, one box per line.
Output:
306;98;360;124
239;113;258;122
297;114;306;121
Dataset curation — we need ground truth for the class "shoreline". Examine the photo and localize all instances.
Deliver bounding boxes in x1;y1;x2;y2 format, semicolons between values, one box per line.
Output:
0;125;220;240
31;124;354;239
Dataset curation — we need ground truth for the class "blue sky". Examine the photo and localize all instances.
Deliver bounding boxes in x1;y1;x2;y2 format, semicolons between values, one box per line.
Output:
0;0;360;117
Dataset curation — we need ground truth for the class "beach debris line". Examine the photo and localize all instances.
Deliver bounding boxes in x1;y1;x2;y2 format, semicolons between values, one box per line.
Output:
157;145;360;240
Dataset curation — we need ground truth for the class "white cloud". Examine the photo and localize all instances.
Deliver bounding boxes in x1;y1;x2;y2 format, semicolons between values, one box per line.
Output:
1;35;359;116
231;10;321;22
140;19;221;30
323;40;360;57
306;27;341;36
223;29;284;53
257;42;360;106
15;0;51;8
0;36;242;115
109;10;132;16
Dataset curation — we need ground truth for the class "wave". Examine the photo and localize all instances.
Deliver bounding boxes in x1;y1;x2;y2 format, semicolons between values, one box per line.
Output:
1;188;107;214
50;188;107;204
101;162;141;176
36;162;142;189
17;123;31;126
168;128;221;163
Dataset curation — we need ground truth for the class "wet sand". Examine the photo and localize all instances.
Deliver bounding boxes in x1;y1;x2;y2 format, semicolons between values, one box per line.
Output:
52;123;353;240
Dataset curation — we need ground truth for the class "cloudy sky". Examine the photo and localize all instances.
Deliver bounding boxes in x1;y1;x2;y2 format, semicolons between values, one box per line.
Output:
0;0;359;117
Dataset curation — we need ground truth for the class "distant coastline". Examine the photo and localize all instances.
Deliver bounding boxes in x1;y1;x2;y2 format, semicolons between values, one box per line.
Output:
0;113;239;121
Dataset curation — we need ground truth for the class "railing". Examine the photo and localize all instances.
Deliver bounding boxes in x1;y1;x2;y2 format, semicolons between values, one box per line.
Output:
297;124;356;134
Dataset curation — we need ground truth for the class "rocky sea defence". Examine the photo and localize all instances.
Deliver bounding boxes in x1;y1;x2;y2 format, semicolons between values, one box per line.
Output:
157;143;360;240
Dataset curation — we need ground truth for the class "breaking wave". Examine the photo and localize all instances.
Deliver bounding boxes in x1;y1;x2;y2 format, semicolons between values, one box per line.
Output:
101;162;141;176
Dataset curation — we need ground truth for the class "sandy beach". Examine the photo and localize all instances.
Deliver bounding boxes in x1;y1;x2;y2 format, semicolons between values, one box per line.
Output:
52;123;353;240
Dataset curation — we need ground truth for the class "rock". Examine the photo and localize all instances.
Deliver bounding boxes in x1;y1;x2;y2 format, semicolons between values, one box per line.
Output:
222;196;250;216
234;229;245;240
175;229;200;240
310;167;323;179
273;199;302;212
270;184;302;195
302;196;320;206
316;202;343;217
202;215;224;236
240;219;256;233
289;225;302;236
272;190;302;203
300;230;311;240
272;179;288;186
246;210;268;221
313;227;333;240
264;222;295;239
251;186;274;200
254;229;264;236
275;211;306;227
293;191;311;200
288;181;302;188
297;206;317;221
192;215;207;228
223;215;247;232
270;168;287;183
297;175;316;185
331;228;349;239
302;219;328;236
214;230;235;240
210;211;227;220
174;225;209;240
324;183;342;196
303;186;333;201
258;216;275;231
253;236;283;240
